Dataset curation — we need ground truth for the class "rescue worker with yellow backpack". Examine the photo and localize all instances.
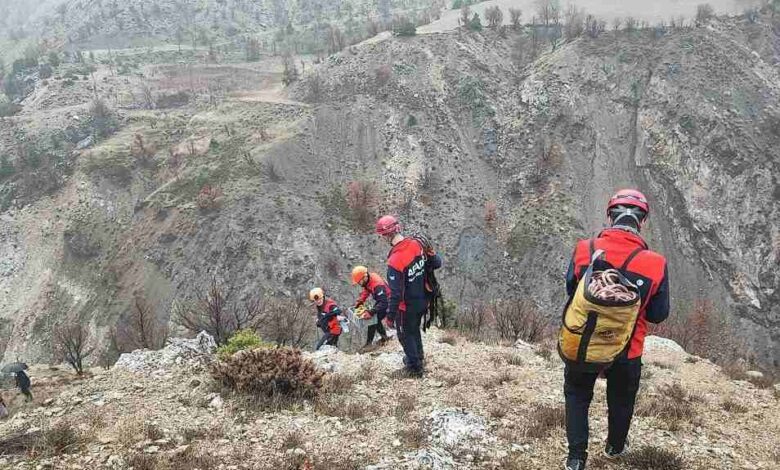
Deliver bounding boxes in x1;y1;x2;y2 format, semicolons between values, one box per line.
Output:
559;189;670;470
351;266;391;352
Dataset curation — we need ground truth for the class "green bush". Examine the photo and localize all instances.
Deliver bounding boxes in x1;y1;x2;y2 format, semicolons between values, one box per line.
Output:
217;329;271;358
393;17;417;36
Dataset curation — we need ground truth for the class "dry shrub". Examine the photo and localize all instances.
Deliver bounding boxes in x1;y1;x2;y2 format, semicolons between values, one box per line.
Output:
623;445;686;470
652;300;745;366
144;422;165;441
484;200;498;229
323;372;355;394
695;3;715;24
721;361;748;381
636;383;698;430
395;393;417;418
439;331;458;346
483;370;514;389
455;300;550;344
535;343;554;361
355;361;376;382
131;133;156;163
506;353;524;366
0;422;81;457
524;405;565;438
128;446;219;470
489;403;508;418
375;64;392;87
345;180;378;231
315;396;375;420
722;399;748;414
280;430;305;450
684;356;700;364
211;348;324;403
399;423;428;448
196;184;223;210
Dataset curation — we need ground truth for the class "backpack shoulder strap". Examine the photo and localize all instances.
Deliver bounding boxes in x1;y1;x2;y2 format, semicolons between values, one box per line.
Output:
620;247;644;271
588;238;595;258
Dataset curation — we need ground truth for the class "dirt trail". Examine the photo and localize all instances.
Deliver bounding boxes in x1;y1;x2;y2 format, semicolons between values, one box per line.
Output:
418;0;764;34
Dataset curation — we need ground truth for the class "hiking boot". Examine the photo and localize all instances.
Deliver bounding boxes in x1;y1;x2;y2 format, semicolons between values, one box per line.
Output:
391;367;424;379
603;439;629;460
564;458;586;470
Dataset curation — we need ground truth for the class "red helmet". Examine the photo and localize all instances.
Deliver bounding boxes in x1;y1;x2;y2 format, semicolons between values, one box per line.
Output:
375;215;401;236
607;189;649;215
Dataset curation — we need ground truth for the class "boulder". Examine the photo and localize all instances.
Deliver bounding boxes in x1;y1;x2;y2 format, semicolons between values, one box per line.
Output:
643;336;687;354
114;331;216;372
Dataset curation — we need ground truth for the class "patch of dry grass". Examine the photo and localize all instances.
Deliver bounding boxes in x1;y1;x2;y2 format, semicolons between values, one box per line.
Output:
524;405;565;438
505;353;524;366
722;399;748;414
622;445;686;470
280;430;305;450
398;422;428;448
636;383;699;430
439;331;458;346
482;370;514;389
395;393;417;419
0;421;81;458
323;372;355;394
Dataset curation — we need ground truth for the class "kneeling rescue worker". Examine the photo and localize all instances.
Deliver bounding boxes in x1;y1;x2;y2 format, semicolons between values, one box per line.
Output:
562;189;670;470
375;215;442;378
309;287;344;351
351;266;391;352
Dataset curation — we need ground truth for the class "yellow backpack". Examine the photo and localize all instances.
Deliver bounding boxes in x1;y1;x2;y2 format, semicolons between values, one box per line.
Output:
558;247;642;371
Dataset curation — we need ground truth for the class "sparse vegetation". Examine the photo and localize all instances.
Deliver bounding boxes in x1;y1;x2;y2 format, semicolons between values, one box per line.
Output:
525;405;565;438
52;323;95;375
722;399;748;413
623;445;687;470
696;3;715;25
212;347;324;403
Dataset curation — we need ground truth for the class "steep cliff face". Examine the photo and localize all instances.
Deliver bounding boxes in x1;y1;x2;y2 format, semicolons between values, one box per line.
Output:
0;15;778;366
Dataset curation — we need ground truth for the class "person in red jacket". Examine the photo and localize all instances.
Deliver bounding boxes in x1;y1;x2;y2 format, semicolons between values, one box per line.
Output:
309;287;344;351
563;189;670;470
351;265;391;352
375;215;442;378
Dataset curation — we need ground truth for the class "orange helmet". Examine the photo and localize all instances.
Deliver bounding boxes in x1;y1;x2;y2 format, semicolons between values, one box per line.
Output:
308;287;324;302
351;266;368;285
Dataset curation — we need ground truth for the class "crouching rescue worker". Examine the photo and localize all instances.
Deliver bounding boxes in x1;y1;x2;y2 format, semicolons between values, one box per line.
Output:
309;287;344;351
375;215;442;378
561;189;670;470
351;265;391;352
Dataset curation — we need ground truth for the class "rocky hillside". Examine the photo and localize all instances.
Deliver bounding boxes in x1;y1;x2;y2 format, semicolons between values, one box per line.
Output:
0;9;778;369
0;330;778;469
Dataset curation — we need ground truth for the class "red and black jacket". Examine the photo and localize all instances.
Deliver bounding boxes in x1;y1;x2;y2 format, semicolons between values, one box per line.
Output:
316;298;343;336
356;273;391;318
386;237;443;320
565;228;670;359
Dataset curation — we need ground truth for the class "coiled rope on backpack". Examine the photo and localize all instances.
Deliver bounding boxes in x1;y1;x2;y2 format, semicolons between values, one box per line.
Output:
588;269;638;303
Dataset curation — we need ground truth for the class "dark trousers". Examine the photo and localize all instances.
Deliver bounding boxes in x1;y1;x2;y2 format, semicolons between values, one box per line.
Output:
366;312;388;344
564;358;642;460
315;333;339;350
397;309;424;371
20;388;32;402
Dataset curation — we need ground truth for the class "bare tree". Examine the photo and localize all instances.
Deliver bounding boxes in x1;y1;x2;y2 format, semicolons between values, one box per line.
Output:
174;277;264;345
259;298;312;347
117;296;168;351
509;8;522;29
459;4;471;28
695;3;714;25
485;6;504;28
53;323;95;375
